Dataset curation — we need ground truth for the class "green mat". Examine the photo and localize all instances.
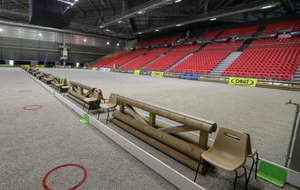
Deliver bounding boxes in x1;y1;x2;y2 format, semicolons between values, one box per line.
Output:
257;161;287;187
80;114;89;123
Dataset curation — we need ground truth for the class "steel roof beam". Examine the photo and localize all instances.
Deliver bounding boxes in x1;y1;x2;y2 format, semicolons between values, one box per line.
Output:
99;0;174;28
136;1;282;34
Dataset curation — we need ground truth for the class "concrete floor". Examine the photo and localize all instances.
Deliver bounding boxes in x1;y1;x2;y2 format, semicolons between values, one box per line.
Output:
1;67;299;190
0;68;176;190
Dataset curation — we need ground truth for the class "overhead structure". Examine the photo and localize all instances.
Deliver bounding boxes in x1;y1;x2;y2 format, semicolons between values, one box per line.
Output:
0;0;298;39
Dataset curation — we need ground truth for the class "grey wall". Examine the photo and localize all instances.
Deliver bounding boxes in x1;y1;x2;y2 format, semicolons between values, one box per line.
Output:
0;24;124;63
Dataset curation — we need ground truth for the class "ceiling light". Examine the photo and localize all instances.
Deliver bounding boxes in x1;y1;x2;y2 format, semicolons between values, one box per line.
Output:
118;20;122;23
99;25;104;28
83;39;86;42
0;28;3;32
105;29;110;31
138;32;142;34
261;5;274;9
155;29;159;32
117;43;120;46
210;18;217;21
39;33;42;36
175;0;182;3
138;11;144;14
107;42;110;45
176;24;182;26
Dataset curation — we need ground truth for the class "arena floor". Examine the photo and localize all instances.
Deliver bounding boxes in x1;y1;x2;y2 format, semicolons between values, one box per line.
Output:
1;67;299;190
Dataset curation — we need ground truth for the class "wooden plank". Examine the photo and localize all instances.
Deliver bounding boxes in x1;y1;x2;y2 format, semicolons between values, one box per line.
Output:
160;126;197;133
113;111;205;161
149;112;156;127
117;95;217;132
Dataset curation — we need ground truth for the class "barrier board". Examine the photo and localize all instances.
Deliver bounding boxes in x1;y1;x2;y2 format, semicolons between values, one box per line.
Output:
229;77;257;87
151;71;164;77
134;70;140;75
35;65;45;68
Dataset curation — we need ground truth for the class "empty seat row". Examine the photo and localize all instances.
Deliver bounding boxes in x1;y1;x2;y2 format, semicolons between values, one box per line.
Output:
93;51;131;67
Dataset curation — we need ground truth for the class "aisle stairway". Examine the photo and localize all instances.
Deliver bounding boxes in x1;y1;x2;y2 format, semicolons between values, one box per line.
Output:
293;62;300;82
208;52;242;76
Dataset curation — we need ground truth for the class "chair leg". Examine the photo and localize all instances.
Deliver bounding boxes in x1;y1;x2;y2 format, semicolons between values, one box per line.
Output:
255;153;259;180
247;156;255;185
234;171;238;190
106;109;110;124
97;108;101;120
243;166;248;190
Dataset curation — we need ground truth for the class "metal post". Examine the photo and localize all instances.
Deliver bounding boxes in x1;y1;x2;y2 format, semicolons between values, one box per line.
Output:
285;99;300;167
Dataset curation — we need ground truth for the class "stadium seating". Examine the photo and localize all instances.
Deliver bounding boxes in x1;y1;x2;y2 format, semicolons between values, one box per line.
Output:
202;41;244;51
222;37;300;80
104;49;149;68
216;25;259;40
260;20;300;36
93;51;131;67
142;45;201;71
199;30;221;41
162;36;180;46
121;47;171;70
170;41;242;74
170;50;232;74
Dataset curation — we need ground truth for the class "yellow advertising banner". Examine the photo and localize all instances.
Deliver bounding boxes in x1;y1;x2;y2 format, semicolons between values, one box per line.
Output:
35;65;45;68
151;71;164;77
92;67;97;70
24;65;30;67
134;70;140;75
229;77;257;87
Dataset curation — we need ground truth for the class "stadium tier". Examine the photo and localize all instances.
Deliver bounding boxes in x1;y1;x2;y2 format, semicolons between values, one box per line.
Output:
104;49;149;68
199;30;221;41
260;20;300;36
222;37;300;80
92;51;131;67
170;50;232;74
170;41;243;74
120;47;171;70
216;25;260;40
141;45;201;71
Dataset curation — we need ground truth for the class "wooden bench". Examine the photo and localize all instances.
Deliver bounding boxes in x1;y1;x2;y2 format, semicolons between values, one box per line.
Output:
112;95;217;174
68;81;105;111
51;75;70;93
41;72;53;84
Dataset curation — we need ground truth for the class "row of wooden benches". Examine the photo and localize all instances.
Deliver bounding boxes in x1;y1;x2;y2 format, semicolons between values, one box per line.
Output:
21;66;108;111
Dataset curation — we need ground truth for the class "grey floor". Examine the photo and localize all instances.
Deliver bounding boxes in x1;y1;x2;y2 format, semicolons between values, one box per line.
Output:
0;68;176;190
1;67;299;190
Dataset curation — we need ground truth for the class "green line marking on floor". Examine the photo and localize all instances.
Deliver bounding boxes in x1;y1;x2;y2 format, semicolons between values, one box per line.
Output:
80;114;89;124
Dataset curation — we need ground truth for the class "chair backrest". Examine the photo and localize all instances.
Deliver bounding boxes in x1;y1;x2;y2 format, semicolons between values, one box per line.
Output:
108;93;118;106
98;89;106;100
91;88;100;99
214;127;248;163
245;133;252;155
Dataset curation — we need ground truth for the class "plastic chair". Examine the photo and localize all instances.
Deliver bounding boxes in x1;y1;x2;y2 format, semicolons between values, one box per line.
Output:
202;127;248;189
97;93;118;124
83;88;100;114
245;133;259;185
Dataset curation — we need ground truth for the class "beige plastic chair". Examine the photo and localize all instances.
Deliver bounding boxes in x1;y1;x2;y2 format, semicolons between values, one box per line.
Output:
98;93;118;124
246;133;259;184
201;127;248;189
83;88;100;113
